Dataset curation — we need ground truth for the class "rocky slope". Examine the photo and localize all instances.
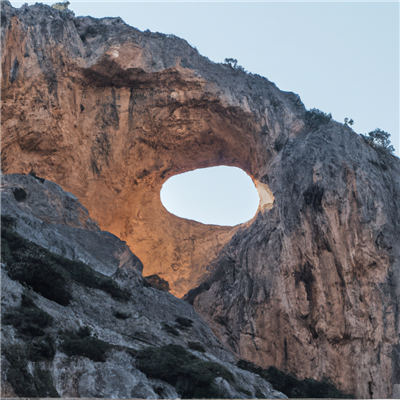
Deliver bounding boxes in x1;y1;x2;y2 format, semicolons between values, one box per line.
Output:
1;1;400;398
1;173;286;399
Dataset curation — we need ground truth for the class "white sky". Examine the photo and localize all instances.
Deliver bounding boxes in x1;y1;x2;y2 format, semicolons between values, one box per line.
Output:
10;1;400;226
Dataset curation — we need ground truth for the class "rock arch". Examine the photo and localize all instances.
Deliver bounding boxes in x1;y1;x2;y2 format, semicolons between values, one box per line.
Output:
1;3;400;397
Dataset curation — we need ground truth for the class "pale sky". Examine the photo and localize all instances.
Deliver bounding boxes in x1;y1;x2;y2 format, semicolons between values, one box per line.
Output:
10;1;400;226
161;166;259;226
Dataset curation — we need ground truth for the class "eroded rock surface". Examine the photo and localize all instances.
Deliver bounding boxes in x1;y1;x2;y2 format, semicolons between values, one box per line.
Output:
1;2;400;398
1;173;286;399
191;126;400;399
0;0;286;297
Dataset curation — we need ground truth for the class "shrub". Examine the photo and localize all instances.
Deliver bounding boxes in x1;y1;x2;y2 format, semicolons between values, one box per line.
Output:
1;223;72;305
224;58;237;68
236;359;353;398
2;344;59;397
60;326;111;362
3;344;37;397
1;214;16;229
1;10;8;26
362;128;395;154
20;256;71;305
32;366;60;398
136;344;234;399
223;58;246;72
255;387;265;398
305;108;332;130
80;24;106;42
344;117;354;126
145;274;170;292
27;334;56;361
54;254;130;302
1;219;130;303
187;341;206;353
2;294;53;337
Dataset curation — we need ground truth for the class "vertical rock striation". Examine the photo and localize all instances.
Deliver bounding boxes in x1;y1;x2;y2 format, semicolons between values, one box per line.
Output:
192;125;400;398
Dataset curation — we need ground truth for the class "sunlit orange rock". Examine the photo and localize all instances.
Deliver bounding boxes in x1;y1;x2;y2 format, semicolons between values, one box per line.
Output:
1;2;400;398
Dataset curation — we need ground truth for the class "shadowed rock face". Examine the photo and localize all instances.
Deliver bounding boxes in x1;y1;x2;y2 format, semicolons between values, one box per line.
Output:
1;2;400;398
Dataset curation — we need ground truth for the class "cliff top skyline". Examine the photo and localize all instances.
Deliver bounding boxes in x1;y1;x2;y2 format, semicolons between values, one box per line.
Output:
10;0;400;158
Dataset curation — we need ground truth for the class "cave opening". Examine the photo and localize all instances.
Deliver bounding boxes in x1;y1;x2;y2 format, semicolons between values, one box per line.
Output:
160;166;260;226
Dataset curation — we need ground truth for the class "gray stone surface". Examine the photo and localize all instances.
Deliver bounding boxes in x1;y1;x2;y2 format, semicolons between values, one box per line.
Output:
1;173;286;399
1;173;142;276
192;123;400;398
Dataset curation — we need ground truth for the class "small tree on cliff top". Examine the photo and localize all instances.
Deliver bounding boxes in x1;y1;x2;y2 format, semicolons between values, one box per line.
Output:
224;58;238;68
364;128;395;154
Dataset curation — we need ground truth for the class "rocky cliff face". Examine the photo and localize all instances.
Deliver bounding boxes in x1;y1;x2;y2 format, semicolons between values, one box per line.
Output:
0;0;284;298
1;2;400;398
1;173;286;399
191;126;400;399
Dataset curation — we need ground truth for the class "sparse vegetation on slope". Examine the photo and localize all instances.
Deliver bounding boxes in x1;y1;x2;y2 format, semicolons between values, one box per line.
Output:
60;326;112;362
2;293;54;337
3;344;59;398
187;341;206;353
362;128;395;154
136;344;235;399
1;291;59;396
305;108;332;130
1;215;130;304
237;359;353;399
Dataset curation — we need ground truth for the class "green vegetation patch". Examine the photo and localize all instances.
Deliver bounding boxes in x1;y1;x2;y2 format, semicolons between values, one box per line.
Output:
1;215;130;304
305;108;332;131
1;225;72;306
27;334;56;362
60;326;111;362
55;253;130;302
362;128;396;169
1;214;17;229
187;341;206;353
237;359;353;398
2;294;53;337
3;344;59;398
362;128;395;155
136;344;234;399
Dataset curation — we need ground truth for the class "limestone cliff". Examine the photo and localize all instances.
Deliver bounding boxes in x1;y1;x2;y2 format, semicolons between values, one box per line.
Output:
1;173;286;399
1;1;400;398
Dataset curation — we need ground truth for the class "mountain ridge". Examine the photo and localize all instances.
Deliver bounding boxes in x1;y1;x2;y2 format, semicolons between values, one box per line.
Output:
1;2;400;398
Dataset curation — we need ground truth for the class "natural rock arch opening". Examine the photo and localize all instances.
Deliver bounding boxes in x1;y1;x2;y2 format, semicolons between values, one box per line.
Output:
160;166;261;227
0;28;282;298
